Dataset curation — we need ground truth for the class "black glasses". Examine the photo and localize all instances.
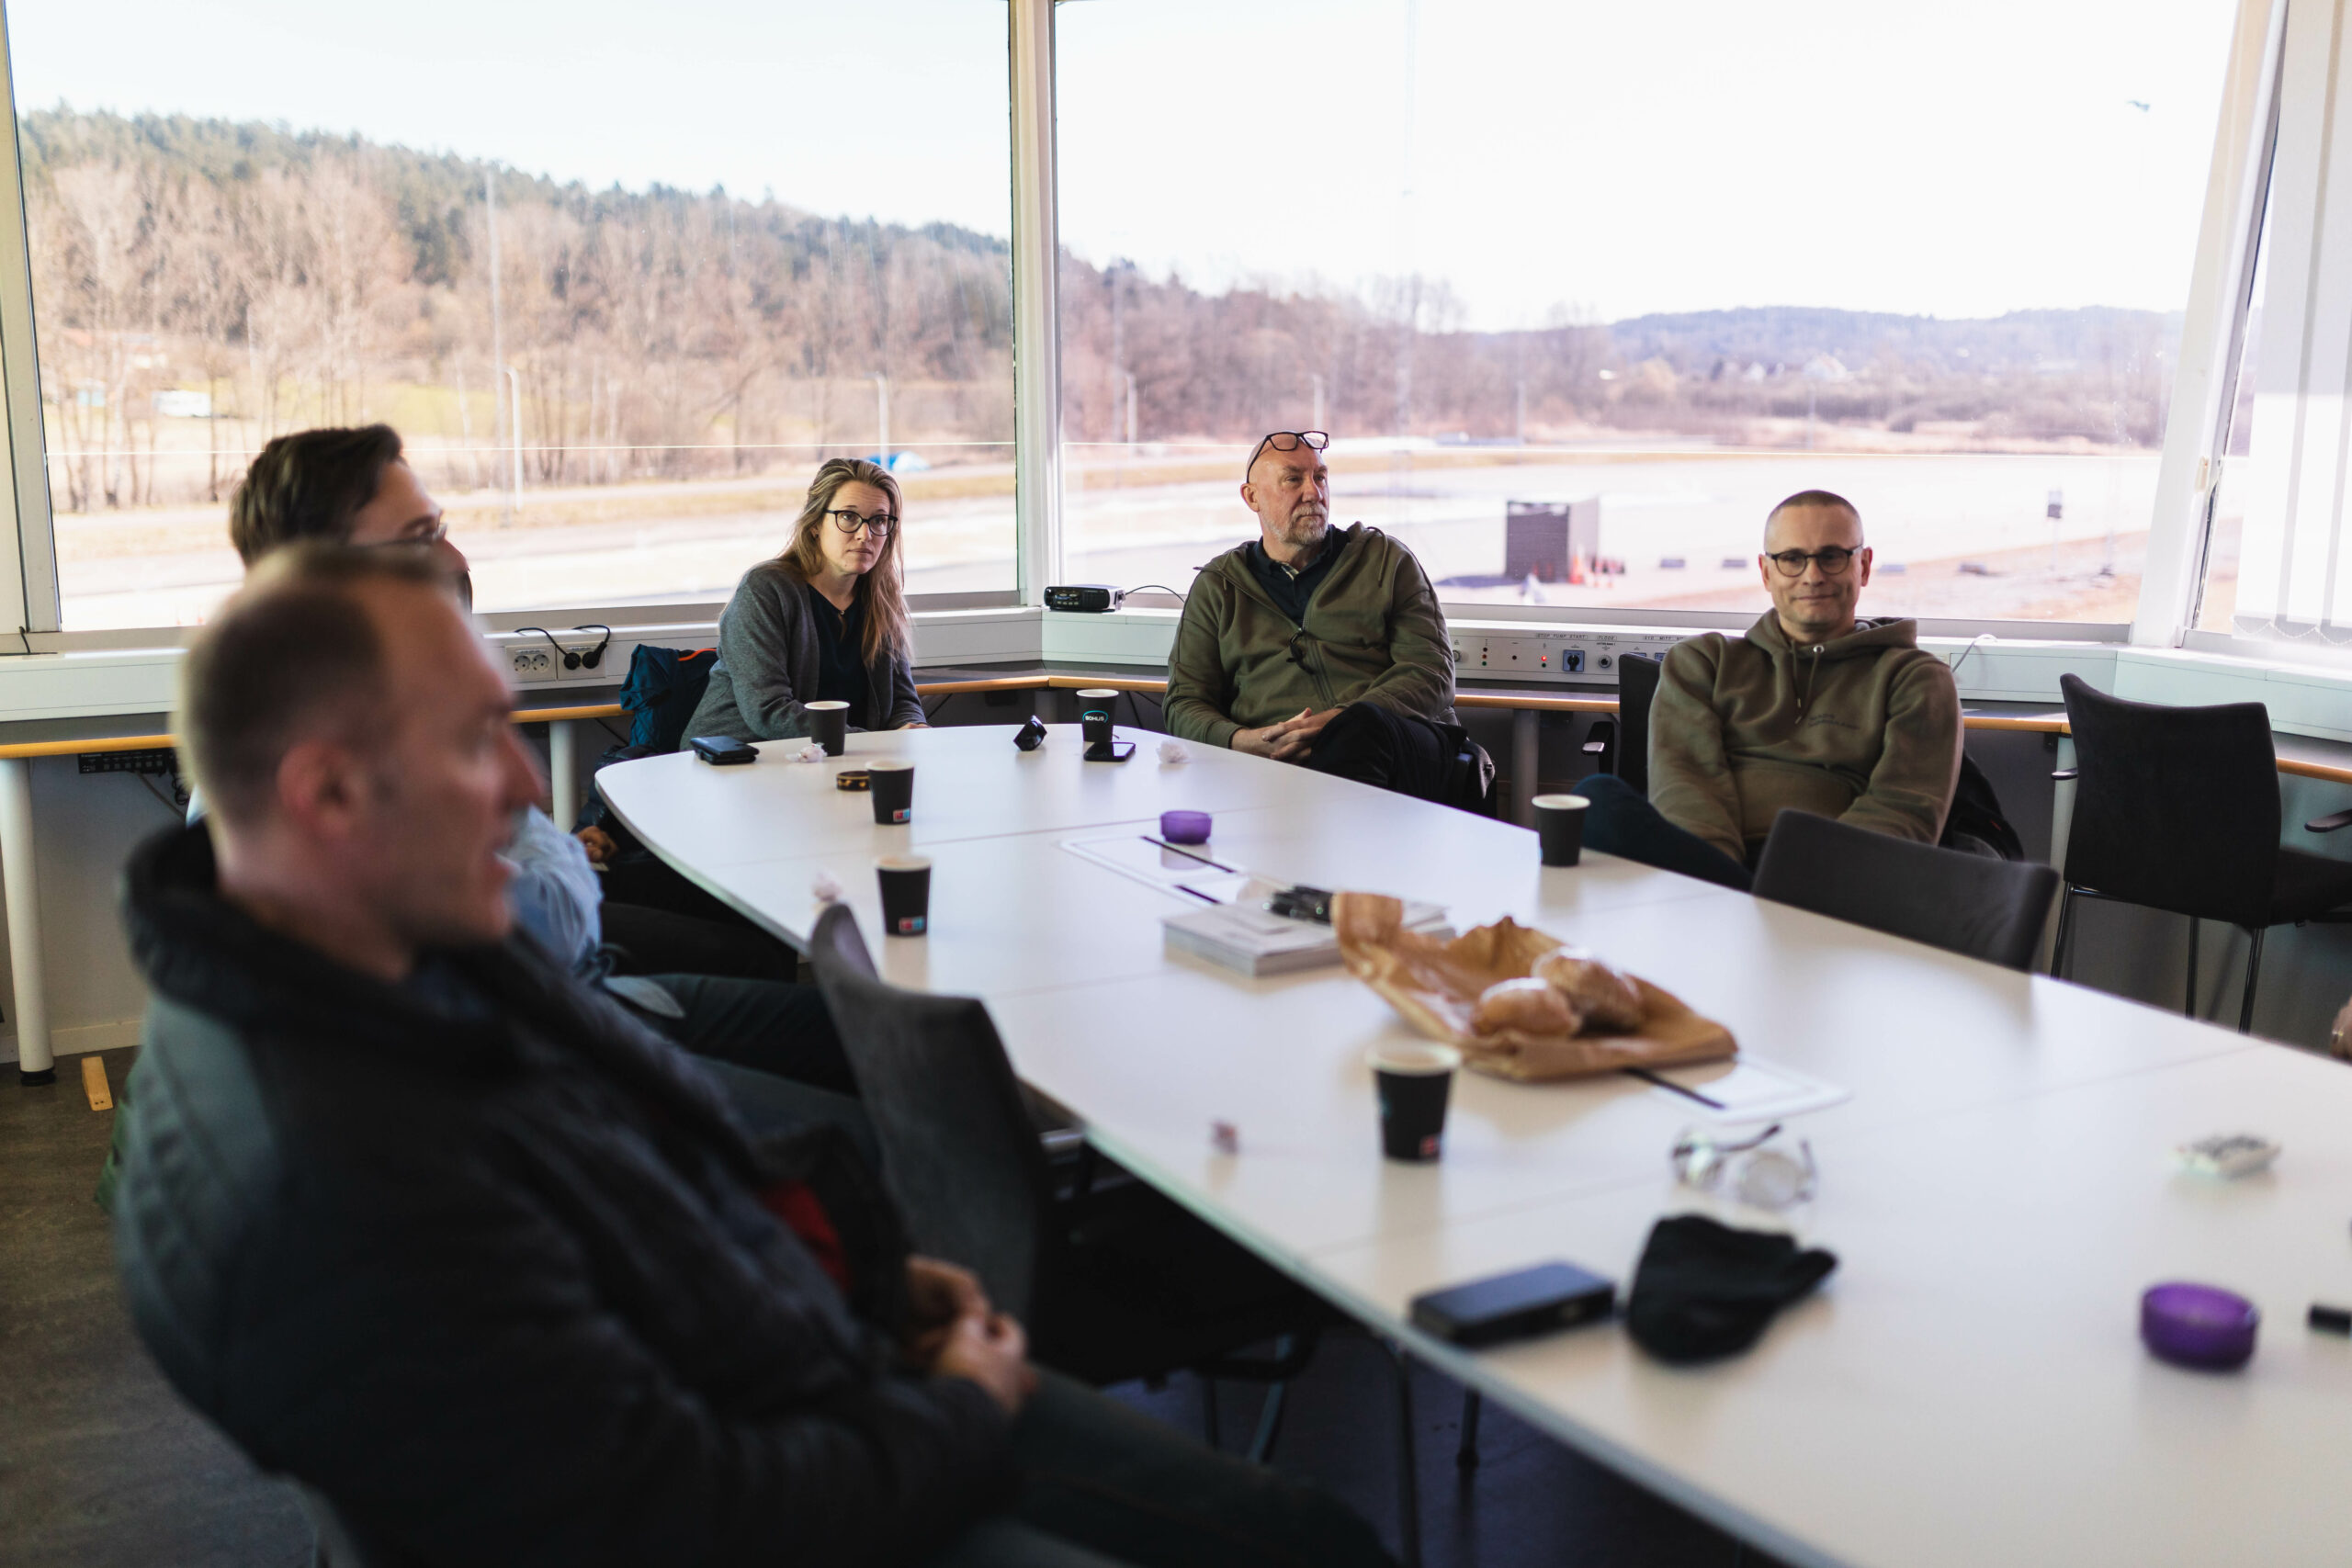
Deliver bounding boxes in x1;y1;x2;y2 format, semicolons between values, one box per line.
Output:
1244;430;1329;478
1765;546;1861;577
827;508;897;539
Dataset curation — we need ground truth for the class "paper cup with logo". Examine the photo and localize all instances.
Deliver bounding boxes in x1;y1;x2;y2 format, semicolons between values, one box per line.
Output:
868;758;915;825
1369;1043;1461;1162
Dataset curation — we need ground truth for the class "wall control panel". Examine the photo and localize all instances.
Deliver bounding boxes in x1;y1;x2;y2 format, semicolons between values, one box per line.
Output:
1451;626;1694;688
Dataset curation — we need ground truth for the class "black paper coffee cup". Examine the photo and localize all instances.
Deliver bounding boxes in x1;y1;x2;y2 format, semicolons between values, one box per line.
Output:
869;759;914;825
1532;793;1590;867
1370;1043;1461;1162
806;700;850;757
876;855;932;937
1077;689;1118;748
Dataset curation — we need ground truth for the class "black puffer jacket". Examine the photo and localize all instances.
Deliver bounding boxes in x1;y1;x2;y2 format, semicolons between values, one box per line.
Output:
112;823;1011;1568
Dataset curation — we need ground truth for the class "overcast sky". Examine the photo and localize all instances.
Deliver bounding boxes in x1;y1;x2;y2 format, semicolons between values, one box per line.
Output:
11;0;2239;326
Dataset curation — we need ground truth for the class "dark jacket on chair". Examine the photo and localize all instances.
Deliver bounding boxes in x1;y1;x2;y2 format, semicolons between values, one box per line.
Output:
683;560;924;745
111;822;1010;1568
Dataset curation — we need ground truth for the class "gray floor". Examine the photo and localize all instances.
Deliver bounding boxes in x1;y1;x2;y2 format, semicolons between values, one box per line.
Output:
0;1048;311;1567
3;1047;1757;1568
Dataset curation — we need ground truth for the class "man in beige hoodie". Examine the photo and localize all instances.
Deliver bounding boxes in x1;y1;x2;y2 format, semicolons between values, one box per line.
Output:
1581;490;1962;890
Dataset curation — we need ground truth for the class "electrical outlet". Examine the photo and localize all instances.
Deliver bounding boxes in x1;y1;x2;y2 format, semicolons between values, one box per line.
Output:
1449;626;1690;686
503;635;632;683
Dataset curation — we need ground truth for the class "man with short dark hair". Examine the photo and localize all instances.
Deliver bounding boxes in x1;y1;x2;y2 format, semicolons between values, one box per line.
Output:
1165;431;1483;806
231;424;461;572
1582;490;1962;889
114;545;1394;1568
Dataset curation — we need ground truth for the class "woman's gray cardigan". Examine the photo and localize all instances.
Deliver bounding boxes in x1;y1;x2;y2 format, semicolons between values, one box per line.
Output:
679;561;923;745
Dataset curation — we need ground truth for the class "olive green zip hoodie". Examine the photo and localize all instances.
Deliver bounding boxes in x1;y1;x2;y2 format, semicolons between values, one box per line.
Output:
1649;611;1962;861
1165;524;1457;748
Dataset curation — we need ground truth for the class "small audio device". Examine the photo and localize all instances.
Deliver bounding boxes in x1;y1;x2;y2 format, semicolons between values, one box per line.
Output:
1014;715;1049;751
1046;583;1125;614
1263;885;1337;924
689;736;759;766
834;768;872;792
1409;1261;1617;1348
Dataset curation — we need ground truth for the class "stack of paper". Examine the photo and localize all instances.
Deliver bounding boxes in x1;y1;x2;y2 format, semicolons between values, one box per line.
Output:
1165;899;1450;977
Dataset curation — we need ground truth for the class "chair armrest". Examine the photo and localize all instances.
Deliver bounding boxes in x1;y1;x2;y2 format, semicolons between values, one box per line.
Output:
2307;807;2352;833
2051;768;2078;781
1580;720;1614;757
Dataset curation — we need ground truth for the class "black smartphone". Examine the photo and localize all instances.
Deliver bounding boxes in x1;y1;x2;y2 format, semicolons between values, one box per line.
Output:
1409;1261;1616;1348
689;736;759;766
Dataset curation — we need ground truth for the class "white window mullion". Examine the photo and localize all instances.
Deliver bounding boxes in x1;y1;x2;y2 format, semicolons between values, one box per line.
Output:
0;2;55;635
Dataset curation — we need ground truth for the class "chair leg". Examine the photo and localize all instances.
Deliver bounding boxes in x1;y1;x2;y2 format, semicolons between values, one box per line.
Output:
1245;1380;1288;1465
2185;918;2199;1018
2239;927;2267;1034
1384;1341;1424;1568
2052;886;2077;978
1456;1389;1483;1471
1200;1375;1219;1450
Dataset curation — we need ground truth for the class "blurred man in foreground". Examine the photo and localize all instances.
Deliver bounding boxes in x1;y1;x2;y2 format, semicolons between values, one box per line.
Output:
1165;430;1487;807
111;545;1393;1568
1583;490;1962;889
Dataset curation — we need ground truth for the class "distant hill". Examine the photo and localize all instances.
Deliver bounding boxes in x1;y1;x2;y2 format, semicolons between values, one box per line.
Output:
17;106;1012;295
1607;305;2182;378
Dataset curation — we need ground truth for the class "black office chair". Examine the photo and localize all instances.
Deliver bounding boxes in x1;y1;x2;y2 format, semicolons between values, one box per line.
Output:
1610;653;1662;794
295;1482;384;1568
808;908;1349;1393
1752;809;2059;971
1448;734;1498;818
805;903;1434;1559
2052;673;2352;1030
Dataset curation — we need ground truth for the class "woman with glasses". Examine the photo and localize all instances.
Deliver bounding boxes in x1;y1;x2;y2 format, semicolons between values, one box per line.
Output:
682;457;925;745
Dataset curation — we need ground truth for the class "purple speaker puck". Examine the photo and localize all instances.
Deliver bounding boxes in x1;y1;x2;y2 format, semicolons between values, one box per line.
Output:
2142;1282;2259;1370
1160;809;1213;845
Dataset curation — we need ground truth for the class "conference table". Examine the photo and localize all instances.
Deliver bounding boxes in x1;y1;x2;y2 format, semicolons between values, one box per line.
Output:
600;723;2352;1568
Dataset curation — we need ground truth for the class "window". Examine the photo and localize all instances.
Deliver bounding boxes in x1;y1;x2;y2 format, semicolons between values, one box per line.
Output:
2195;0;2351;645
1056;0;2235;626
12;0;1014;630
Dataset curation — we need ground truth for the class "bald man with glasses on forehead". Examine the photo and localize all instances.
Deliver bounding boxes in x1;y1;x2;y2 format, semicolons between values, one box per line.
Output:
1164;431;1487;807
1580;489;1962;890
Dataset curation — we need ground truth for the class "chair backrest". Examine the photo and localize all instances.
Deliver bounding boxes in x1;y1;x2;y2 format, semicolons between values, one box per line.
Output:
1616;653;1662;795
2058;673;2279;928
804;902;1057;1319
293;1482;383;1568
1752;809;2061;971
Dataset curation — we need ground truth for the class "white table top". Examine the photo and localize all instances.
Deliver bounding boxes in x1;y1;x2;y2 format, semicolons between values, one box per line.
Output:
600;721;2352;1568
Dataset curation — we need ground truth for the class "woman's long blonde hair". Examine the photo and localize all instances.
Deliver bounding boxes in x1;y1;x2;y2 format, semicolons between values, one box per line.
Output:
775;457;910;667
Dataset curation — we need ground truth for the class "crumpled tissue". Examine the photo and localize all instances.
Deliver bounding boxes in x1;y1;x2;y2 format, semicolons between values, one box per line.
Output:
1158;740;1191;765
812;871;843;904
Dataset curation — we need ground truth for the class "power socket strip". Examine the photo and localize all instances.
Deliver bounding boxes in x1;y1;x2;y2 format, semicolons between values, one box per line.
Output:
1452;626;1692;686
499;632;638;686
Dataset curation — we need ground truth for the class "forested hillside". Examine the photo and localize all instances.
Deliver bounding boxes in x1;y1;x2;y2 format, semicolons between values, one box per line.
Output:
27;107;2176;513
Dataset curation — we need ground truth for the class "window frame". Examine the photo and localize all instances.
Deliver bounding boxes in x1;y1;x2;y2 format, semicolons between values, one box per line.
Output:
0;0;2293;661
2136;0;2292;652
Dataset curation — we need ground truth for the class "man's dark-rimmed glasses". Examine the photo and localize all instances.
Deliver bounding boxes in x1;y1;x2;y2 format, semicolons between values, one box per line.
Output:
1765;546;1861;577
1243;430;1329;479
